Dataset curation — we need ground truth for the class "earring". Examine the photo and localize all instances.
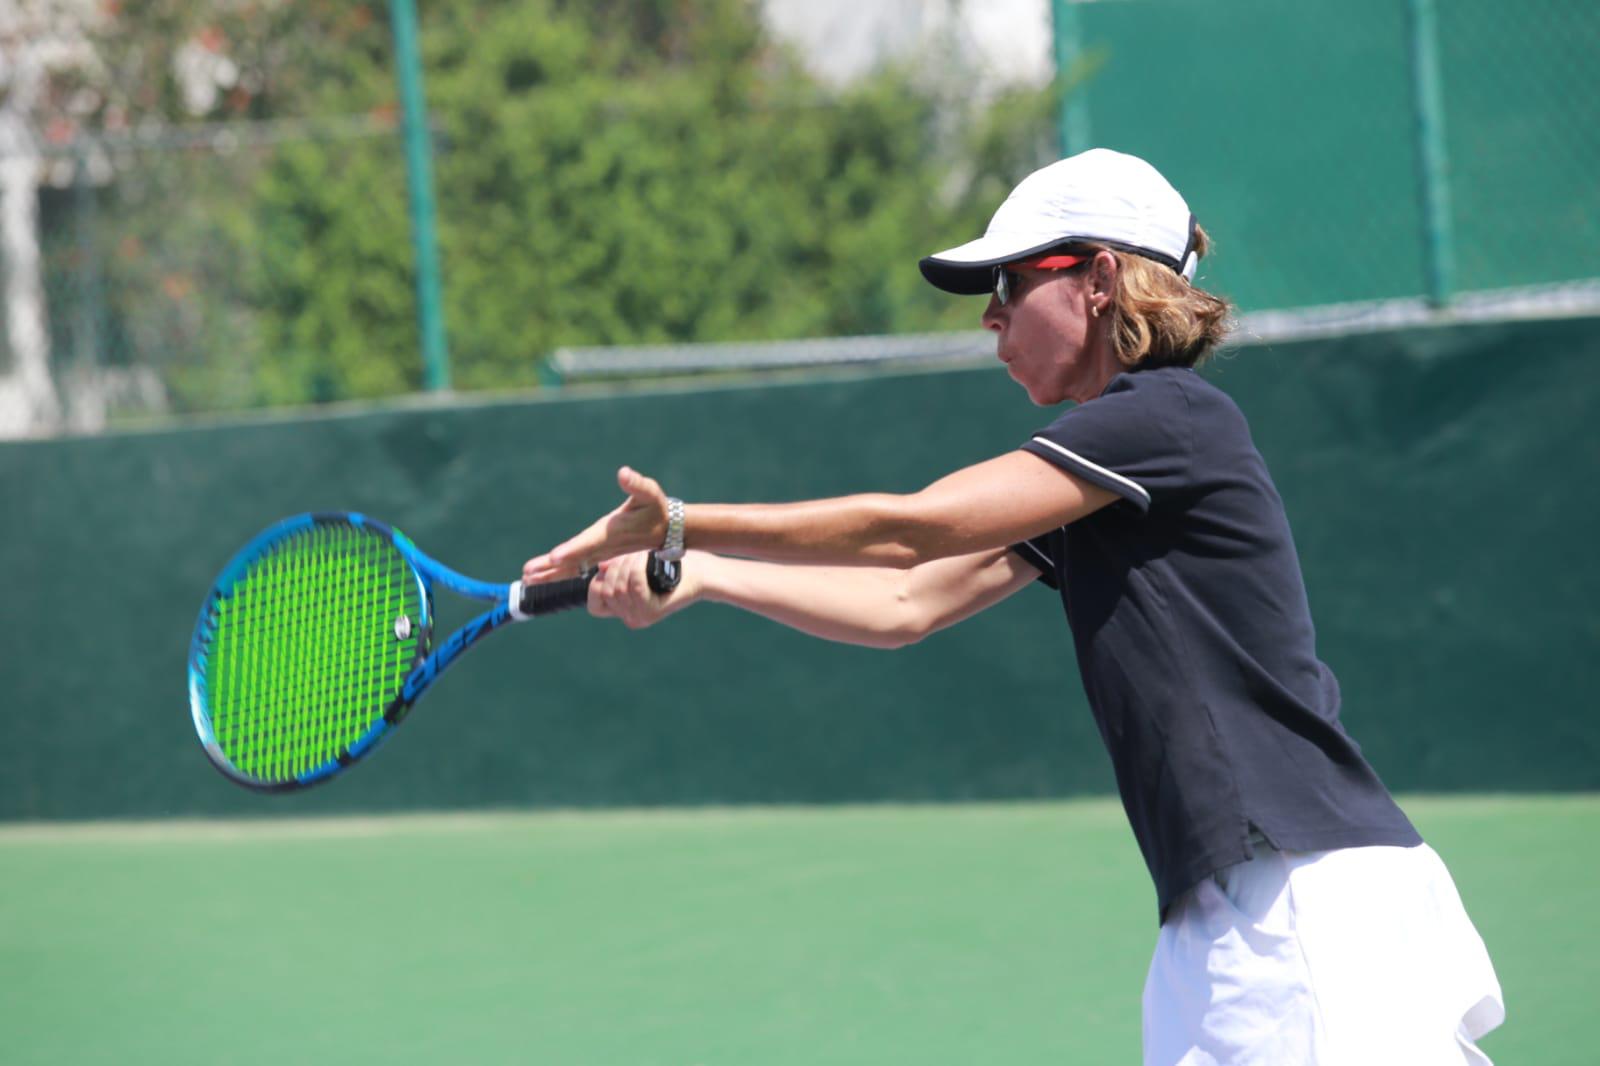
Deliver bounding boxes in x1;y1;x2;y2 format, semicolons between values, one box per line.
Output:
1091;304;1101;318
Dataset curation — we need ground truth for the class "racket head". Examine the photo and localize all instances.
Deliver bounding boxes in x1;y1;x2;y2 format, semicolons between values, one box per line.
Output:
187;512;433;791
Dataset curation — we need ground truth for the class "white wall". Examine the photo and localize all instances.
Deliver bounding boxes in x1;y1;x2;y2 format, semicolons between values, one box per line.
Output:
760;0;1054;90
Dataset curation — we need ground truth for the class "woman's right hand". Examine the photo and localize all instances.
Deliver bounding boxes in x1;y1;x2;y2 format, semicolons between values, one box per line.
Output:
587;549;701;629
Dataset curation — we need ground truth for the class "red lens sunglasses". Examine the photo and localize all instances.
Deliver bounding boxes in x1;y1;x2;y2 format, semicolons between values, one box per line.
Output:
992;253;1093;306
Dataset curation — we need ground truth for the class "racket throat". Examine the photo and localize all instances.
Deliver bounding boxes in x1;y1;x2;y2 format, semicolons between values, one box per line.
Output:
400;605;509;706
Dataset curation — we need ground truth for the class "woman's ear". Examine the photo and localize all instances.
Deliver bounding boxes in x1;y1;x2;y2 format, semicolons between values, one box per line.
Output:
1091;249;1119;299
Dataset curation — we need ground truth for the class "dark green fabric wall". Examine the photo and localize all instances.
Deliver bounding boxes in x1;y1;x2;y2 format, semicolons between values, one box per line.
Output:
3;317;1596;820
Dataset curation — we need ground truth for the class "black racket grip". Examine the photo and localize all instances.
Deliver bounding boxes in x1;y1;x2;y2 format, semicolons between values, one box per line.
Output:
516;553;680;618
517;571;595;617
646;551;682;595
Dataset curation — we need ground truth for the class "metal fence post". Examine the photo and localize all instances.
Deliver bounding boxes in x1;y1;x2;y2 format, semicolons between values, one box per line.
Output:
72;140;103;376
390;0;451;391
1407;0;1455;308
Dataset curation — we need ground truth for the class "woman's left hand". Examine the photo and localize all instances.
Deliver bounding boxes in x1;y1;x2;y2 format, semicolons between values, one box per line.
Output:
524;466;669;582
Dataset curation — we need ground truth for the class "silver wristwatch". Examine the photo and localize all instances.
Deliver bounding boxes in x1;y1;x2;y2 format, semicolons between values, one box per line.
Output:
659;496;686;561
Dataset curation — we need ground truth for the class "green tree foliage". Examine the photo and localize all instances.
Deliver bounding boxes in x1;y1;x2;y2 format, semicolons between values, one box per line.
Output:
428;0;969;390
65;1;406;411
75;0;1064;410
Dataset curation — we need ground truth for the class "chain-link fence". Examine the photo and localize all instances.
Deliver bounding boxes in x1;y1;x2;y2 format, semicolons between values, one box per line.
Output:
2;0;1596;436
1435;0;1598;295
1061;0;1600;311
16;117;411;433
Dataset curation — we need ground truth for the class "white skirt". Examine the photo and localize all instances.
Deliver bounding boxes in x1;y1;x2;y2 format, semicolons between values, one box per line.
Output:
1142;841;1504;1066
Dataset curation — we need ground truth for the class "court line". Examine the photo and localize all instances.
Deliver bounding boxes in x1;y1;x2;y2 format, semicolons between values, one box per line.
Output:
0;793;1585;845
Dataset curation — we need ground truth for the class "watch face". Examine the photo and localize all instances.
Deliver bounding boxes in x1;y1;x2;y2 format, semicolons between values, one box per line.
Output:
647;553;682;593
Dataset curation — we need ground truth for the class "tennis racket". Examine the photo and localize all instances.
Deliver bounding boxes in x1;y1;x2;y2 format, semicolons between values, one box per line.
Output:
187;511;680;792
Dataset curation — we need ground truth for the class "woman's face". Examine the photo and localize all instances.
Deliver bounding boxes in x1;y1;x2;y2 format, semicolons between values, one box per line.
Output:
981;253;1118;406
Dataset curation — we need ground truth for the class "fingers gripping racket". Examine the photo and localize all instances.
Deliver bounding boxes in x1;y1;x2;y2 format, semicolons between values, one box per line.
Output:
187;512;680;792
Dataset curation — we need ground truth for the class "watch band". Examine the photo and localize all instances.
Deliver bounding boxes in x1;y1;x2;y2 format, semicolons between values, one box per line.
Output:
659;496;685;561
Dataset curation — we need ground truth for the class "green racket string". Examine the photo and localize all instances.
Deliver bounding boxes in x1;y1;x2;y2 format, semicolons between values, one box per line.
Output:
202;524;423;783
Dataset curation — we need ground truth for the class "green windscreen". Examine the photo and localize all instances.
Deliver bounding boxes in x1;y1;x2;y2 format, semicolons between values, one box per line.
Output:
199;522;425;784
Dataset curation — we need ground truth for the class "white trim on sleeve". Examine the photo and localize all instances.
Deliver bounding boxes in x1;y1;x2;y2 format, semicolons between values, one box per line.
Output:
1028;436;1152;507
1015;540;1054;572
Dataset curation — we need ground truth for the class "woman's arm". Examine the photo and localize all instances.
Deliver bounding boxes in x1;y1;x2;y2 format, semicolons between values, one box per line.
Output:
526;452;1113;580
588;546;1043;650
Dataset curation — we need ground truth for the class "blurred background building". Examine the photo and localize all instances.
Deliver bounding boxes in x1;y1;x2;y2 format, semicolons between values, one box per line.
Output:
762;0;1054;88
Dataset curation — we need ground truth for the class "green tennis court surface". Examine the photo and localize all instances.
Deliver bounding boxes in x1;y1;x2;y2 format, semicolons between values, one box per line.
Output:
2;795;1591;1065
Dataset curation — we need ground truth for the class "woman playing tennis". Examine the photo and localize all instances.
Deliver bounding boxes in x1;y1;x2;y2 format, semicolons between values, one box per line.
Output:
524;149;1504;1065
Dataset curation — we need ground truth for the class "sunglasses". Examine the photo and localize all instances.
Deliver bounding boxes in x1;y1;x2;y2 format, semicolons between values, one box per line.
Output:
992;253;1094;306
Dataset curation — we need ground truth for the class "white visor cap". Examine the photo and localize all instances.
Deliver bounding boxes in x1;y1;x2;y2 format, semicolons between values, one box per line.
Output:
919;148;1199;295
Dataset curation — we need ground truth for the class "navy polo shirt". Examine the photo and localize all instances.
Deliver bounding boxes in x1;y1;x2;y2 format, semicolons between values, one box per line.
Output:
1013;367;1420;921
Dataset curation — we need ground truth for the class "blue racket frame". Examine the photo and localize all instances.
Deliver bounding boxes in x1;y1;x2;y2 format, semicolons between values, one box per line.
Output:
188;511;595;792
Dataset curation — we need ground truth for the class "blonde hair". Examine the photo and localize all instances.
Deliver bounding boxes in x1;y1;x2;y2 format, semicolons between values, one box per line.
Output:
1082;227;1232;369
